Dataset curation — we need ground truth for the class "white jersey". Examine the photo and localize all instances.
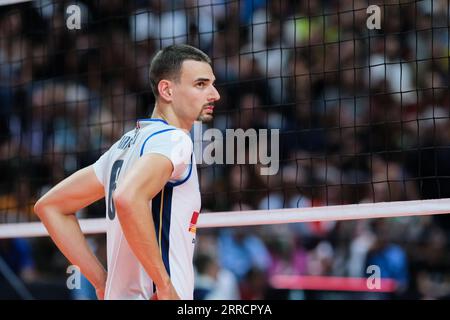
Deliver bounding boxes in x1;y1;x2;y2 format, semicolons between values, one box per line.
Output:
93;118;201;300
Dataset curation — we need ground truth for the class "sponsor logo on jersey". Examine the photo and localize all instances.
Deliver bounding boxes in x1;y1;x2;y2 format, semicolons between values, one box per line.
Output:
188;211;199;234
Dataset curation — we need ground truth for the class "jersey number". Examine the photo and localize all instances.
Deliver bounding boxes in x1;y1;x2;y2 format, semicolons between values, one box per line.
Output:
107;160;124;220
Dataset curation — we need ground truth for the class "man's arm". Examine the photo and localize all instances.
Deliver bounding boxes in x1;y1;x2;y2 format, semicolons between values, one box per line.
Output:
112;153;180;300
34;165;107;299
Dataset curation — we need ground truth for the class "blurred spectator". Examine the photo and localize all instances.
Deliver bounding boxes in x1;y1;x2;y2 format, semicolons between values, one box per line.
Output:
0;238;37;299
217;228;271;280
365;219;409;295
239;267;269;300
0;238;37;282
267;234;308;277
194;252;240;300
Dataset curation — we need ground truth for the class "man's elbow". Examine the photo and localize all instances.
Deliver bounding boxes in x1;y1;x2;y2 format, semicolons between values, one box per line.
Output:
112;190;135;218
33;198;47;219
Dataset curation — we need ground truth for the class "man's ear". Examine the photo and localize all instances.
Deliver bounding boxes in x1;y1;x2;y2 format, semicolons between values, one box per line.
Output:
158;80;173;102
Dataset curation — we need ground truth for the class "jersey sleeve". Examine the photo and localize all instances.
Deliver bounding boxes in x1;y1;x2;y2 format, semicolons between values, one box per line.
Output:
93;148;111;186
141;129;193;181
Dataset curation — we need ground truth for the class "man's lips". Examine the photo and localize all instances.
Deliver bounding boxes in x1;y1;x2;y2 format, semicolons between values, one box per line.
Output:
204;105;215;111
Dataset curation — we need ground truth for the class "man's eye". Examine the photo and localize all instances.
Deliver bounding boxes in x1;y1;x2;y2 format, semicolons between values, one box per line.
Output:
196;82;205;88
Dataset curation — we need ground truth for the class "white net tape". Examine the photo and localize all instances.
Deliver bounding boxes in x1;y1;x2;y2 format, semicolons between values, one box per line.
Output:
0;0;31;6
1;198;449;239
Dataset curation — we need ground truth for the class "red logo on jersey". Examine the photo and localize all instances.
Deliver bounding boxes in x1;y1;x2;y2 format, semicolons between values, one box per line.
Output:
188;211;199;234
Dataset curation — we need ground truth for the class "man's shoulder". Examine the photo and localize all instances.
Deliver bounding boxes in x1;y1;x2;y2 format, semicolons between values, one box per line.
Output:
140;123;192;145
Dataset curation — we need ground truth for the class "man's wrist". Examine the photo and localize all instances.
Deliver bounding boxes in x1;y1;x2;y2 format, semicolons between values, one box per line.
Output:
92;270;107;289
156;277;172;292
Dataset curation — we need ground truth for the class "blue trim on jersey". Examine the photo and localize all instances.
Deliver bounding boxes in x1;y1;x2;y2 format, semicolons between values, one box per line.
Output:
161;185;173;279
167;154;193;187
151;185;173;278
138;118;168;125
139;128;176;157
151;190;162;295
151;191;162;244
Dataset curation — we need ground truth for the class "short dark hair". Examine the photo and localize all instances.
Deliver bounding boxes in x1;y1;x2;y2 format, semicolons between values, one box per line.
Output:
149;44;211;97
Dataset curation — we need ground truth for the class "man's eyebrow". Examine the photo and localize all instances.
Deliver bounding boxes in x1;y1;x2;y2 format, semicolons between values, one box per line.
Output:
194;77;216;83
194;78;211;82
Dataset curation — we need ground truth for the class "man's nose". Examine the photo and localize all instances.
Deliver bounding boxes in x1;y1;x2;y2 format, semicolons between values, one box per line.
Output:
209;86;220;101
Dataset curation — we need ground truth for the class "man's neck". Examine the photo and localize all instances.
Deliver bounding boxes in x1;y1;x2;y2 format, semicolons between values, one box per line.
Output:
151;105;192;132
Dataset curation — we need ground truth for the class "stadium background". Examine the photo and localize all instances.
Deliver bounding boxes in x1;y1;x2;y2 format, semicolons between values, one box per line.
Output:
1;0;450;299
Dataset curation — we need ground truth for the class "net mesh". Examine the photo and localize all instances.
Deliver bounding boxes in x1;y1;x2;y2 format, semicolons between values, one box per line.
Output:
1;0;449;224
0;0;450;300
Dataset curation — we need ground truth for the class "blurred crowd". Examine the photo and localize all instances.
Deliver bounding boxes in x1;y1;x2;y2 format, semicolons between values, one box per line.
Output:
1;0;450;299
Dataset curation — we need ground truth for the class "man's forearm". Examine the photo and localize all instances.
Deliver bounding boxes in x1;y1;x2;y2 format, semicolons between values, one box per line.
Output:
36;206;107;289
114;195;171;289
33;166;106;292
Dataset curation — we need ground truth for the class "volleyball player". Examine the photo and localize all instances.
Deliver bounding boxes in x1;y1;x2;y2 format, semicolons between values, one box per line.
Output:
34;44;220;300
